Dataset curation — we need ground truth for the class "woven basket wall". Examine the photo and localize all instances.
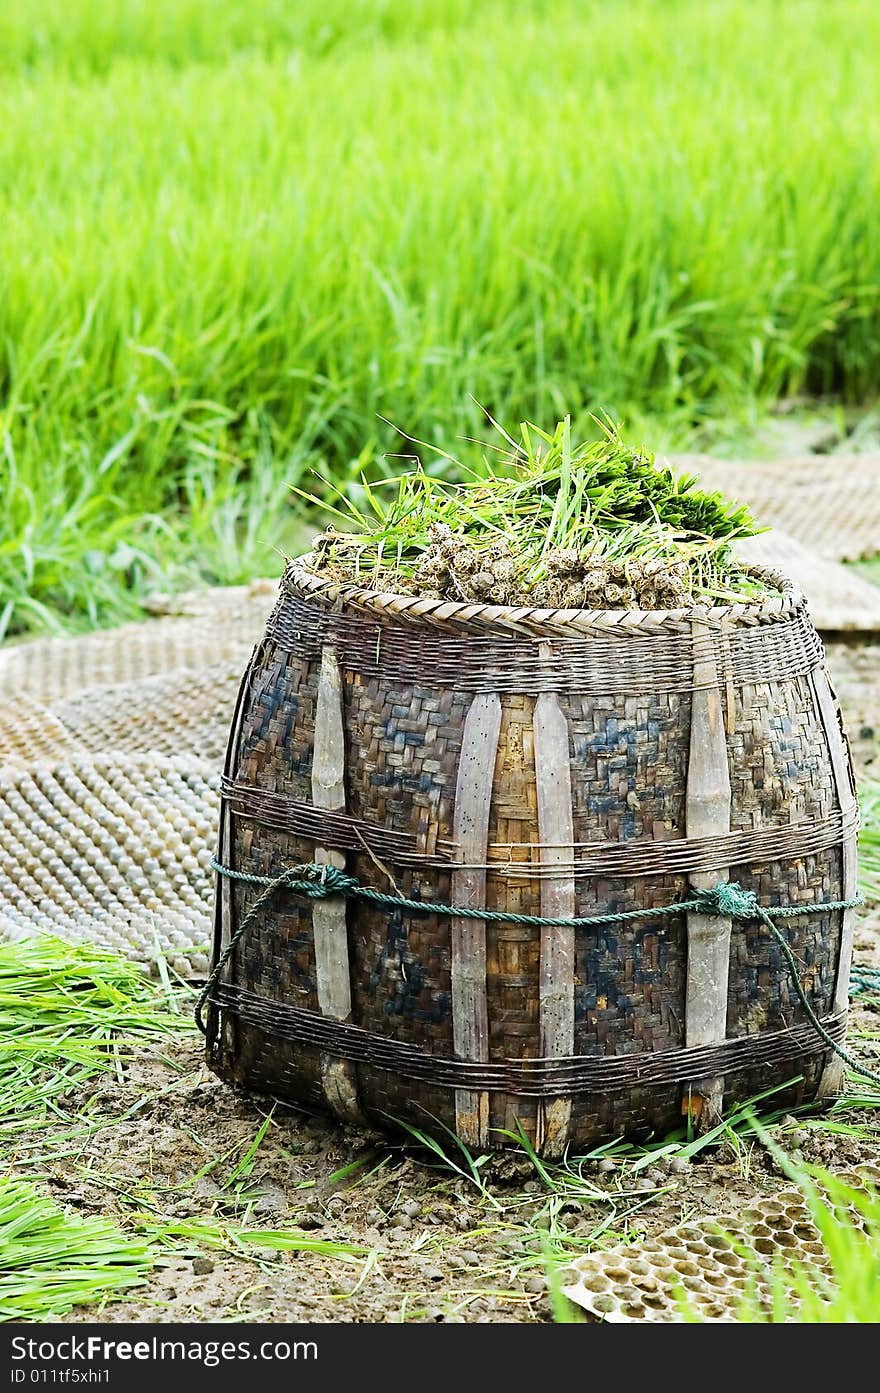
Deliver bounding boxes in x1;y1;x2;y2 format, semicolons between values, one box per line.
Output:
205;559;857;1154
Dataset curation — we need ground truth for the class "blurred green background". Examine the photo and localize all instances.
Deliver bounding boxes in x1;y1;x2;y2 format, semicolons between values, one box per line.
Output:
2;0;878;635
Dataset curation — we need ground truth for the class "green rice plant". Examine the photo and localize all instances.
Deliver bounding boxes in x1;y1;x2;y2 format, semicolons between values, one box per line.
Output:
541;1235;585;1324
0;936;193;1134
858;778;880;904
392;1115;503;1211
139;1218;368;1264
0;944;372;1287
0;430;310;640
1;0;880;633
0;1179;152;1321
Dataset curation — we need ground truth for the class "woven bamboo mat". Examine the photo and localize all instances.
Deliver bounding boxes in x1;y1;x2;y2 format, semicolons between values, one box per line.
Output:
676;453;880;563
0;582;274;973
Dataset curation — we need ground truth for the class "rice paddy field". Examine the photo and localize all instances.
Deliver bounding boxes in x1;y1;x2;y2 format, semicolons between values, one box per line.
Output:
2;0;880;635
3;0;880;1331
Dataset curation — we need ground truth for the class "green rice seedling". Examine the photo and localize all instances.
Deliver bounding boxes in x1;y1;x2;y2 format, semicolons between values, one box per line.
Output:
0;936;193;1134
220;1112;274;1193
0;1179;152;1321
302;415;763;607
0;1183;366;1320
139;1218;369;1265
858;778;880;904
541;1236;585;1324
392;1116;503;1211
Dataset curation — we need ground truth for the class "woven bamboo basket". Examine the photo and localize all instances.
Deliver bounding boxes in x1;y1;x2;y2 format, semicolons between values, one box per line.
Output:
204;558;857;1154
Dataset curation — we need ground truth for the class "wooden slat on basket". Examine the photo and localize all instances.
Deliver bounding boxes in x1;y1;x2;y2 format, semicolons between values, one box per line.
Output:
311;646;362;1123
451;693;502;1148
684;618;732;1127
812;666;860;1099
534;672;576;1156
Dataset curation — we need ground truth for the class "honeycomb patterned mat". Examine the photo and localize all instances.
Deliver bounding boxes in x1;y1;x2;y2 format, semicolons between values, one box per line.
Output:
560;1165;880;1322
0;582;275;974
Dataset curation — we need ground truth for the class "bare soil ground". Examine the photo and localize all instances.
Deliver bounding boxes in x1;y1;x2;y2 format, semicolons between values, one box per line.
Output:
31;1018;879;1324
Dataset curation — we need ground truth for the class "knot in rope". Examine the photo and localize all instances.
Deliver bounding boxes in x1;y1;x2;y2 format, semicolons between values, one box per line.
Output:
284;863;361;899
693;881;761;921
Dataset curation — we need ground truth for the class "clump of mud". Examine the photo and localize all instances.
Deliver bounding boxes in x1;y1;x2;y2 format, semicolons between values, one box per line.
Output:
531;551;690;611
397;524;693;610
407;525;523;605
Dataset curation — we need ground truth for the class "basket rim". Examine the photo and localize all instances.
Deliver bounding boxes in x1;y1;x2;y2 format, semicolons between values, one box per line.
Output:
283;555;806;637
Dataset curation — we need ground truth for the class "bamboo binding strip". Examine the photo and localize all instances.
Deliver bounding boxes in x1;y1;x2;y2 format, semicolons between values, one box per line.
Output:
220;780;856;879
211;983;847;1095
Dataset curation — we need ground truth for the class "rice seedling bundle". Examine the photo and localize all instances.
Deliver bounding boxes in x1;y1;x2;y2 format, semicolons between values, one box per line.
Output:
0;936;190;1134
0;1179;152;1321
303;417;762;609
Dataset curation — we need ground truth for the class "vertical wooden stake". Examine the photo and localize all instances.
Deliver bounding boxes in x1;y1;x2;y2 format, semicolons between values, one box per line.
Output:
451;692;502;1150
312;645;363;1123
684;619;732;1128
533;671;575;1157
811;667;859;1099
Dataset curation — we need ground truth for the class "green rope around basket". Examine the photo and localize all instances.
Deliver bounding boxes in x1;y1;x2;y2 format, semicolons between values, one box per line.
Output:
851;964;880;997
198;858;880;1091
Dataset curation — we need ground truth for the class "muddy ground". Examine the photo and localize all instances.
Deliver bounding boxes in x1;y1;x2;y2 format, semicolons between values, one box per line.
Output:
27;1012;879;1324
9;640;880;1324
